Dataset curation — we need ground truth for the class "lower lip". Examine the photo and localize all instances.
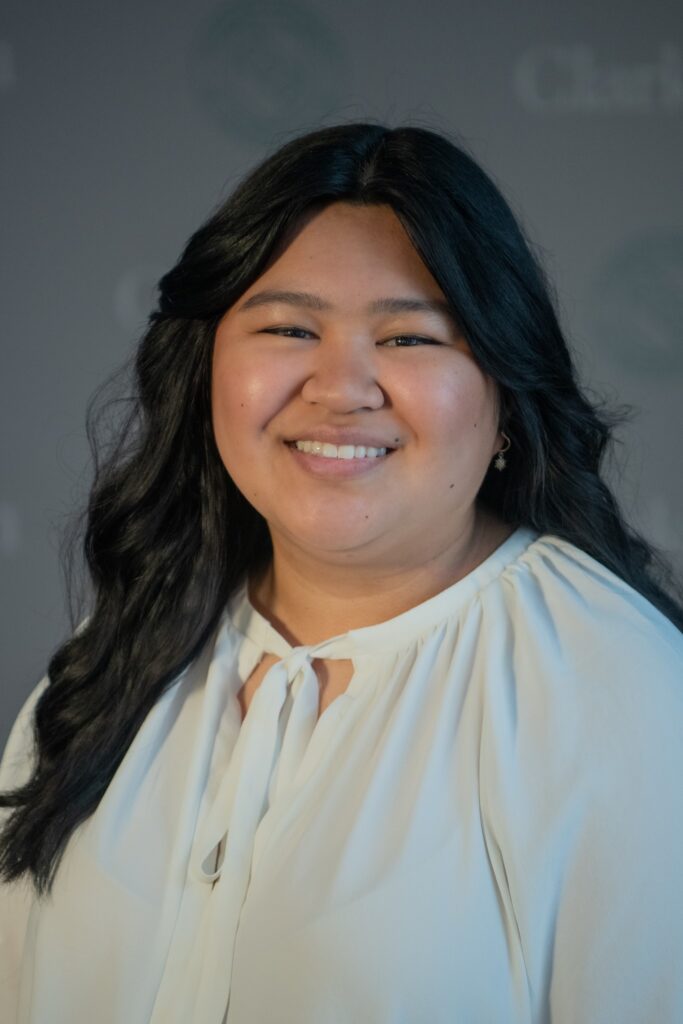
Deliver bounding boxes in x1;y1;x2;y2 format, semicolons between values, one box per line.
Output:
285;443;395;477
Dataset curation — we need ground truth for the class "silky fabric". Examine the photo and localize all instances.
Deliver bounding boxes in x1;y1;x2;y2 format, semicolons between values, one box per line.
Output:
1;527;682;1022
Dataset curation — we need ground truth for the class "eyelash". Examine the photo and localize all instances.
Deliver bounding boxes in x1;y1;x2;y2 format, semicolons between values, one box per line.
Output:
261;327;441;347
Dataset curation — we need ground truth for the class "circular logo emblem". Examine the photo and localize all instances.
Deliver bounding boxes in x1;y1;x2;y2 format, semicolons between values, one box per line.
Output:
188;0;347;144
586;230;683;376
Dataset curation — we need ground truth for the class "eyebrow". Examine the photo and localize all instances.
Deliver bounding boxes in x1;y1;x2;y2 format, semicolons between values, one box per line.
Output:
236;288;457;323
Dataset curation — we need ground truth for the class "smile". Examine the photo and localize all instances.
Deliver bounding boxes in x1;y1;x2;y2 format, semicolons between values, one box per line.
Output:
291;440;389;459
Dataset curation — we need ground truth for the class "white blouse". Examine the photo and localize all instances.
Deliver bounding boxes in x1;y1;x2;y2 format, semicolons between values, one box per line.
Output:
1;527;683;1023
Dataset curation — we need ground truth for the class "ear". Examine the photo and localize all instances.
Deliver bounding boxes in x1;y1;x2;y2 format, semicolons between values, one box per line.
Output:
492;389;508;457
492;428;504;457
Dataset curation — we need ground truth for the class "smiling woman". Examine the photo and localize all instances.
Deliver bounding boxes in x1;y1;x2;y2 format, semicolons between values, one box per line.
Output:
210;202;507;636
1;122;683;1024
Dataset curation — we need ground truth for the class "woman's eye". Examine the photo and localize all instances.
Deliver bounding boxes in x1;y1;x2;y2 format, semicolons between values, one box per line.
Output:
260;328;440;346
383;335;441;347
261;326;312;339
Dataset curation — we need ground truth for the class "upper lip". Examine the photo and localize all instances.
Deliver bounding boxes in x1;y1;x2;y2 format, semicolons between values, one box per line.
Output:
284;427;399;449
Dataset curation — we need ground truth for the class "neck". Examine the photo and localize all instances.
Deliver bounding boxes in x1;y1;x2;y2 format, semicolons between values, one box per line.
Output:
248;507;513;648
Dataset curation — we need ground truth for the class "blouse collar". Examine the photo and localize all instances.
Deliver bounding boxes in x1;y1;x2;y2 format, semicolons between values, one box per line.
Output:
226;525;539;661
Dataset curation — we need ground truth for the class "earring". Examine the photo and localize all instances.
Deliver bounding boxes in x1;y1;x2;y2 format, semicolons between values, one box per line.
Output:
493;433;511;471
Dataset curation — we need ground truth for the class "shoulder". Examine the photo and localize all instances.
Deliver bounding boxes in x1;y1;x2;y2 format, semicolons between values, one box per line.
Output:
486;532;683;779
479;530;683;893
480;528;683;847
0;678;48;799
0;680;47;1015
494;531;682;698
479;535;683;1015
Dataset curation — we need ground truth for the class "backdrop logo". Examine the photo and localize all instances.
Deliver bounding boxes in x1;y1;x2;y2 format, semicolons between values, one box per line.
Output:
586;230;683;377
188;0;347;143
515;44;683;113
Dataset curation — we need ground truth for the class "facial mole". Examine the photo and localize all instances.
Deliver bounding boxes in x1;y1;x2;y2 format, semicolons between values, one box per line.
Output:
449;483;454;489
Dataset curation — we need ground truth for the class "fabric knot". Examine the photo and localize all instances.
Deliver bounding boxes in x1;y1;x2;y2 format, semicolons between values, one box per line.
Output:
281;645;314;682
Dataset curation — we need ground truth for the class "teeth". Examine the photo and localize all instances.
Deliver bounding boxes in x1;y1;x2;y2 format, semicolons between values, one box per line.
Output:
293;440;388;459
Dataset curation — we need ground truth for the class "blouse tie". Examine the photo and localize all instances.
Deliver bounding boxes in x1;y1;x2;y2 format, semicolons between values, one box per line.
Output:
152;636;353;1024
193;644;323;885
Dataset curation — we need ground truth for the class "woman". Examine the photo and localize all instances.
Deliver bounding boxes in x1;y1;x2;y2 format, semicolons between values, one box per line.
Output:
1;122;682;1024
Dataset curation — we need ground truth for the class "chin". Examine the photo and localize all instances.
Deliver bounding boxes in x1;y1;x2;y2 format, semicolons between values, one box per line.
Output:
282;524;384;557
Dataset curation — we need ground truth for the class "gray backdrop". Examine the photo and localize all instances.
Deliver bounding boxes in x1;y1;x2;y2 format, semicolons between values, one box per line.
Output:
2;0;682;747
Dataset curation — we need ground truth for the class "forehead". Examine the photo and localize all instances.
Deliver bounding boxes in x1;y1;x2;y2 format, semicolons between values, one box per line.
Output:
230;203;452;322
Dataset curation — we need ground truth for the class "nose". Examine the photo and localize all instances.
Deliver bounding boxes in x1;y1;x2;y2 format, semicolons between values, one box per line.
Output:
300;335;385;413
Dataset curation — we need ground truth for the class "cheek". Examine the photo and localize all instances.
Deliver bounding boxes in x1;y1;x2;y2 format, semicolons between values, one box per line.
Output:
210;361;261;500
411;362;498;444
211;348;277;438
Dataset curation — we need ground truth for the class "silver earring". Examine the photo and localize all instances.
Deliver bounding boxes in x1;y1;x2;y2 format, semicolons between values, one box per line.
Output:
493;433;511;471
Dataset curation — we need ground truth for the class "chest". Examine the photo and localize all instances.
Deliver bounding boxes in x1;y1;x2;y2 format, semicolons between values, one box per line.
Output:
227;825;528;1022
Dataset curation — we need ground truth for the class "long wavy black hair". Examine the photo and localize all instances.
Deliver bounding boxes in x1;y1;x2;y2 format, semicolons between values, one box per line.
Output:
2;121;682;895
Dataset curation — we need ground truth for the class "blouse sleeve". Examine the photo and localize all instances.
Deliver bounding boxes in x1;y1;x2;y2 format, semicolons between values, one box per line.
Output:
0;679;47;1022
480;562;683;1023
